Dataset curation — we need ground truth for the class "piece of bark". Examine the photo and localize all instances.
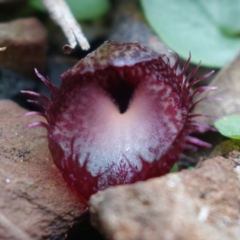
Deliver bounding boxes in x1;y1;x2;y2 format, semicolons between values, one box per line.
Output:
0;18;47;78
90;157;240;240
193;51;240;125
0;100;87;240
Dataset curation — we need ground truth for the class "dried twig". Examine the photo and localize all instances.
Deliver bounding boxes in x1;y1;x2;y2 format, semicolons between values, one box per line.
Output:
41;0;90;53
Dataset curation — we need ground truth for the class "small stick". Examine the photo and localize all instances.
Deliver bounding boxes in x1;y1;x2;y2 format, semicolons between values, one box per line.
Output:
41;0;90;53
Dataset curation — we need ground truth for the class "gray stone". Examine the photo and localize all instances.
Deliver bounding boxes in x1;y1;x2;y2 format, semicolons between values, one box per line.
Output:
90;157;240;240
0;18;47;78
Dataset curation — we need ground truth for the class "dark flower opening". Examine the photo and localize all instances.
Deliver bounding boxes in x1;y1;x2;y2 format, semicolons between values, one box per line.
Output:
108;79;135;114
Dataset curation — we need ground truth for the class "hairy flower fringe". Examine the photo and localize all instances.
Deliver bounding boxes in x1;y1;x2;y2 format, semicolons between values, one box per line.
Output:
23;57;215;153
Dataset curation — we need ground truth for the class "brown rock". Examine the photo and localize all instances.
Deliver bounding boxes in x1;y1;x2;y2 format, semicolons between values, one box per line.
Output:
193;51;240;125
90;157;240;240
0;18;47;78
0;100;87;240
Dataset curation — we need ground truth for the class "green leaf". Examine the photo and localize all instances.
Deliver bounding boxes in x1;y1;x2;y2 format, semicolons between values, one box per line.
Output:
170;164;178;173
67;0;110;20
29;0;45;12
140;0;240;68
214;114;240;139
29;0;110;20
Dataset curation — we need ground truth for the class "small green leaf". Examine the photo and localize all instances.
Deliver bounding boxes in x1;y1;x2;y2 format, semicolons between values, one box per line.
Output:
140;0;240;68
214;114;240;139
29;0;110;20
170;164;178;173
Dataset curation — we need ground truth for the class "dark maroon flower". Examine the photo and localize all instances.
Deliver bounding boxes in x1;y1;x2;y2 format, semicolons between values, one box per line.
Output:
22;41;214;202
